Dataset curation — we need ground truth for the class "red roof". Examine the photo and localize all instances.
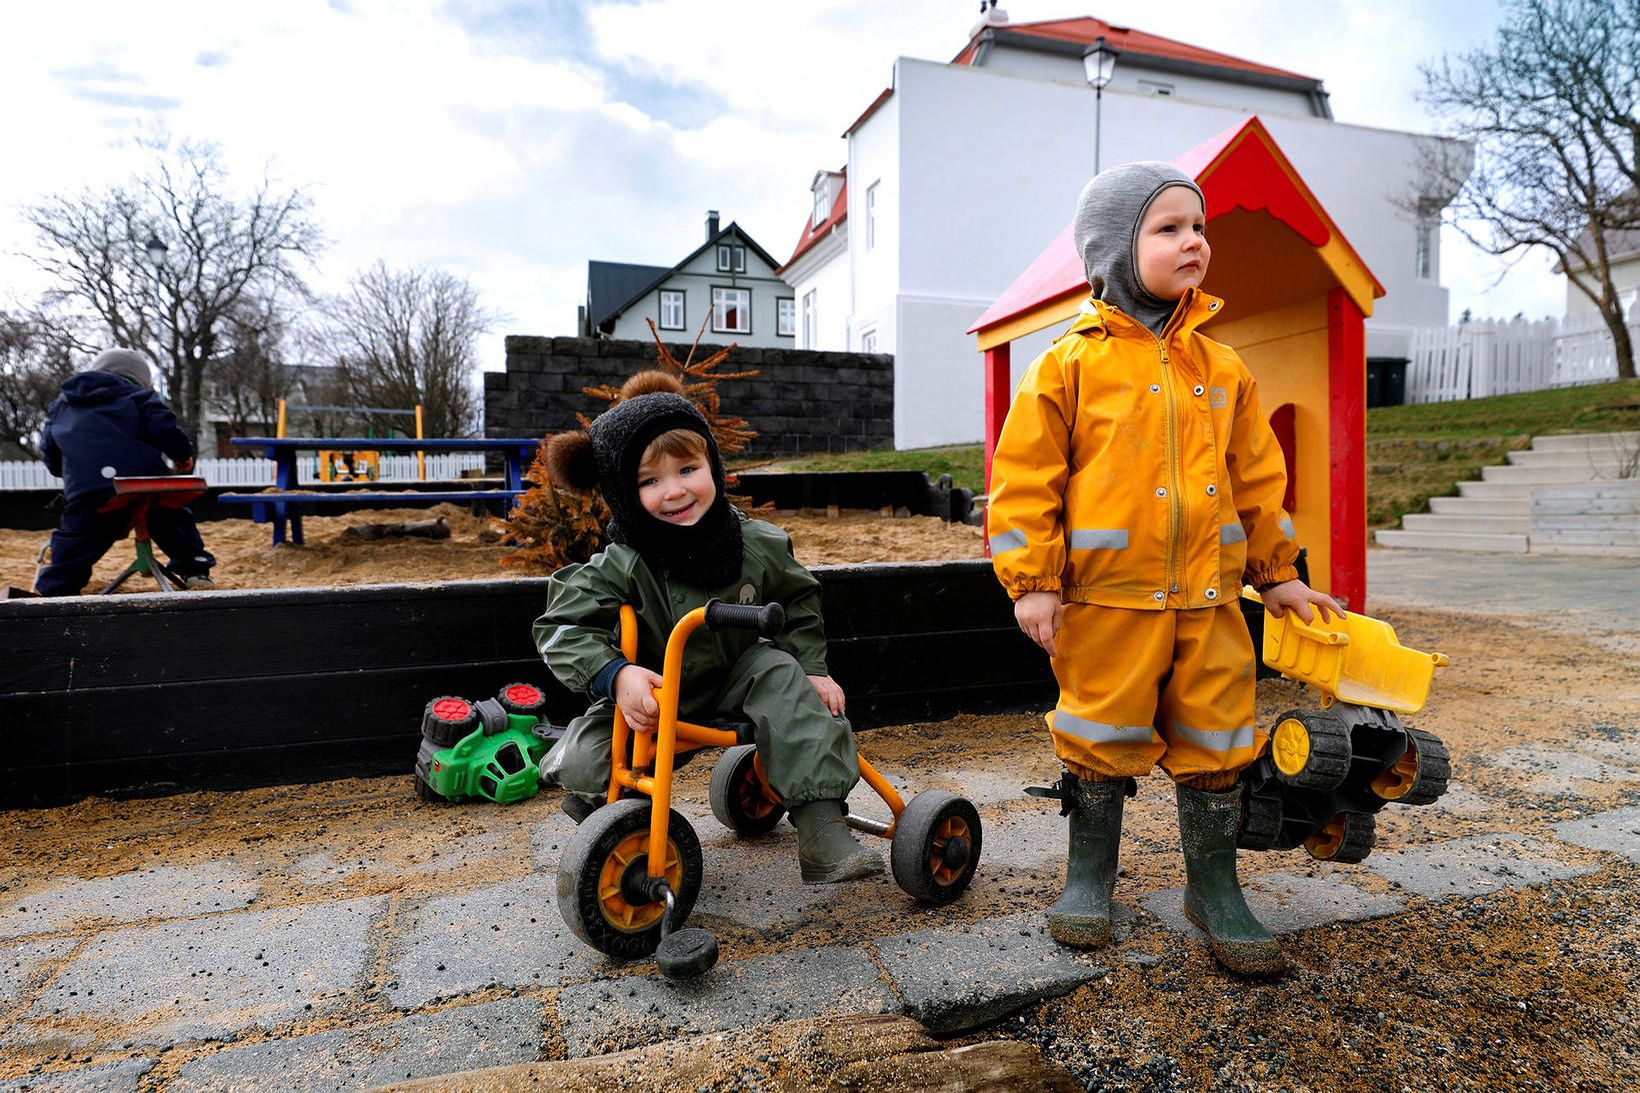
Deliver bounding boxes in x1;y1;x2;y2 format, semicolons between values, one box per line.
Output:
952;17;1317;85
779;171;847;272
967;116;1382;337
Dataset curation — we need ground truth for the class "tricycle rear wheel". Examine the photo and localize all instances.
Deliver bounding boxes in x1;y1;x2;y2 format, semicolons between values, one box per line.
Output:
709;744;785;836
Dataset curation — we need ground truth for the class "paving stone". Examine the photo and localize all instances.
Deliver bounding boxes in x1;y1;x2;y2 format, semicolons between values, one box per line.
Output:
1552;806;1640;863
0;937;75;1006
0;863;260;941
0;1057;154;1092
167;997;543;1092
976;810;1065;871
385;874;600;1009
1488;747;1640;794
5;896;387;1050
554;943;898;1058
1579;736;1640;766
293;830;520;887
527;808;582;872
918;766;1047;807
1144;871;1405;938
872;909;1107;1035
692;843;854;932
1365;834;1598;899
1424;782;1494;817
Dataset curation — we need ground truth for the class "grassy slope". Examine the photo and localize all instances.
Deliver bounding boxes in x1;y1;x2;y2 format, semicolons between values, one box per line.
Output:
755;379;1640;529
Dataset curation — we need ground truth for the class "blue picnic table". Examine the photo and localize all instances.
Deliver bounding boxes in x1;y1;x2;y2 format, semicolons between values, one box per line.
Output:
222;437;539;546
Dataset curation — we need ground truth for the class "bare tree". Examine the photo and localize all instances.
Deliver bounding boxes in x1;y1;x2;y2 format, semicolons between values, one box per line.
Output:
0;311;79;459
1418;0;1640;380
23;140;323;442
203;294;302;455
322;263;492;437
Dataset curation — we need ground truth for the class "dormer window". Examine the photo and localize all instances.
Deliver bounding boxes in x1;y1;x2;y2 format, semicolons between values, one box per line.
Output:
812;178;831;227
716;244;746;273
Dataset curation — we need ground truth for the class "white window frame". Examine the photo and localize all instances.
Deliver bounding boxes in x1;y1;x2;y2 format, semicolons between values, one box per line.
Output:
658;289;686;331
866;181;878;251
860;327;878;354
776;297;796;337
716;244;746;273
802;290;817;348
1414;223;1434;281
812;180;830;227
712;286;751;334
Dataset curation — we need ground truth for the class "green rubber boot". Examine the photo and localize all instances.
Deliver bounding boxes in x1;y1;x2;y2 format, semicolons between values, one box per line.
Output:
1047;773;1126;948
1175;783;1289;977
789;799;885;884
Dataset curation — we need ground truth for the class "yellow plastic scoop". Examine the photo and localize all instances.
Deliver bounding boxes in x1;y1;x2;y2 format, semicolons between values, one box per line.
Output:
1259;607;1449;714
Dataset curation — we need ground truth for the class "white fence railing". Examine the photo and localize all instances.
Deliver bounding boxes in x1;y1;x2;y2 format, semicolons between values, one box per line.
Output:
1407;312;1635;404
0;453;488;491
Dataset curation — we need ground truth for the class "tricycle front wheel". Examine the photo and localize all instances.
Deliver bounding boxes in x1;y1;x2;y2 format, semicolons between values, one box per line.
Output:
890;791;981;905
556;798;703;958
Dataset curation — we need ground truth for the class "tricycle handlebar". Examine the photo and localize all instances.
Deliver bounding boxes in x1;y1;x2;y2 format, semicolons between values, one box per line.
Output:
704;598;785;639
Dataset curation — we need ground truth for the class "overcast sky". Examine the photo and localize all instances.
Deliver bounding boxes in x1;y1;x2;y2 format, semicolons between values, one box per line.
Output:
0;0;1557;374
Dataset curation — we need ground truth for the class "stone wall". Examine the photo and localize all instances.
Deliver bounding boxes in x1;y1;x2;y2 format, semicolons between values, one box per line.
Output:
486;336;894;456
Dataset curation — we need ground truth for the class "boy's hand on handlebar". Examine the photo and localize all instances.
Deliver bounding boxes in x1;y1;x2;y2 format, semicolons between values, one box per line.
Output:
808;674;845;717
614;664;664;731
1260;579;1345;624
1014;591;1064;657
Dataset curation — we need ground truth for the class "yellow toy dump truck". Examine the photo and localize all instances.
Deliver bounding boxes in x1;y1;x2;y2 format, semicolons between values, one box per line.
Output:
1237;603;1451;863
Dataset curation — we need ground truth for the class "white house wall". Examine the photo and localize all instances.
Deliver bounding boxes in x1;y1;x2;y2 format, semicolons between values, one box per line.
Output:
869;57;1456;448
1565;254;1640;324
783;232;852;350
609;239;795;348
849;88;900;353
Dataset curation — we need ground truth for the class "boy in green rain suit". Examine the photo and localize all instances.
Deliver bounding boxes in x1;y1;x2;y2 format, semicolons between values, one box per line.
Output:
534;371;882;884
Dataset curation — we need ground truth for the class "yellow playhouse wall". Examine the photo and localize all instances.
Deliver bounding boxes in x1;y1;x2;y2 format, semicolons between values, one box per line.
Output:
1206;296;1334;593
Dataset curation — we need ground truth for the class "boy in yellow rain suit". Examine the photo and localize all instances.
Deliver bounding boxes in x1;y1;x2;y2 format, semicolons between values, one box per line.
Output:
988;162;1342;977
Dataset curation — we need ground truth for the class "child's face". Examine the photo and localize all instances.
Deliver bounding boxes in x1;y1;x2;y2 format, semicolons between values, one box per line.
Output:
1135;185;1210;301
636;447;716;526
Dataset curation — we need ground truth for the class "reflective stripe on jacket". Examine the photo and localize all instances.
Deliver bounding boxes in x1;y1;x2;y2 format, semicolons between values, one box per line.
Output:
989;290;1300;610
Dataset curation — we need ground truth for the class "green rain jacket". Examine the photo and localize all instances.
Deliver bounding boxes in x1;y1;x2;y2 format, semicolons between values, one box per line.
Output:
533;512;831;697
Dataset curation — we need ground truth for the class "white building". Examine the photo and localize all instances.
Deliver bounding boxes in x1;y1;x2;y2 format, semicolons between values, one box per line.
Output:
1562;225;1640;325
583;212;796;348
780;13;1468;449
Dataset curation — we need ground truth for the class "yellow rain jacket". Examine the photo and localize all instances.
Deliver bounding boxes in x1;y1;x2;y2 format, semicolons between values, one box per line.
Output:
989;290;1300;610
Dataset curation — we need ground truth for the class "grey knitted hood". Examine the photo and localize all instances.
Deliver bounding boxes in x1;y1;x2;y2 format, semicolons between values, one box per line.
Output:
91;348;154;390
1072;162;1205;335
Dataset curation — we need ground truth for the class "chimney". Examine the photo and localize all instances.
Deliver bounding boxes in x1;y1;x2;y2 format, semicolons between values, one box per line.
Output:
706;210;720;241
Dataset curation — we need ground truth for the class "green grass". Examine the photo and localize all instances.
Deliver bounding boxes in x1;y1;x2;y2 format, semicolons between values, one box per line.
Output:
736;380;1640;529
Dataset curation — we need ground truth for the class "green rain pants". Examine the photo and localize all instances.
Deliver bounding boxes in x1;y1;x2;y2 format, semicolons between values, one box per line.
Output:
544;643;860;806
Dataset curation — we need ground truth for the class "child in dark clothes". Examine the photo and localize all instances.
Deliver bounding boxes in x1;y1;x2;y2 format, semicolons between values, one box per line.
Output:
36;348;215;595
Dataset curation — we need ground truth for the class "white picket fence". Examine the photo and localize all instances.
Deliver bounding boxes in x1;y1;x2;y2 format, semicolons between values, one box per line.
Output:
0;453;487;491
1407;312;1636;404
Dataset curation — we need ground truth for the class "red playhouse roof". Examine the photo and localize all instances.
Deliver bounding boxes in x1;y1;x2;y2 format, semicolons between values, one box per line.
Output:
968;116;1383;348
779;170;848;273
952;17;1319;85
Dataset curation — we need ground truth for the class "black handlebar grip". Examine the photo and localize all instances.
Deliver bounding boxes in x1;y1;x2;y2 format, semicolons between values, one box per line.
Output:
704;598;786;639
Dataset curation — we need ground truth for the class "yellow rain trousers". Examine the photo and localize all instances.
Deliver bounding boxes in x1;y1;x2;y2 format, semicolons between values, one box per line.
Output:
989;291;1301;781
1047;602;1264;780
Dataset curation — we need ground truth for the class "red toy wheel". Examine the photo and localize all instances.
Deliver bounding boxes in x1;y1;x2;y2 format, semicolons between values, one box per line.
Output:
497;682;549;717
422;696;478;747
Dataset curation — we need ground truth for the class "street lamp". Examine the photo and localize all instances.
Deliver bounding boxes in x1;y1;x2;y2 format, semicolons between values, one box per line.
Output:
1082;37;1118;175
144;234;167;398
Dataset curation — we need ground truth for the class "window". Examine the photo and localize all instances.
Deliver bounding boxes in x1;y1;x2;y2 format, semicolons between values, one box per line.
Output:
812;180;830;227
659;290;685;331
712;286;751;334
802;290;817;348
860;328;877;353
866;181;878;251
1138;79;1174;97
777;297;796;337
716;244;745;272
1414;223;1434;280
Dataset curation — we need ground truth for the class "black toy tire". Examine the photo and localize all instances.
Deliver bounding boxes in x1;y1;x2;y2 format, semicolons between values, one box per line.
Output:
497;682;549;717
1269;709;1353;792
655;927;719;980
1371;727;1451;806
1304;811;1375;863
708;744;786;837
422;696;479;747
412;773;447;803
1238;791;1283;851
890;790;982;905
556;798;704;959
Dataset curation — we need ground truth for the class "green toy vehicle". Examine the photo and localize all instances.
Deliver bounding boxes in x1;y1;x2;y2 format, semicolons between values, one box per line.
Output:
413;683;565;804
1237;604;1452;862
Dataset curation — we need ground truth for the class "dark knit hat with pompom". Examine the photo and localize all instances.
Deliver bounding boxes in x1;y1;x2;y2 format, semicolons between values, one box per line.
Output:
546;371;742;586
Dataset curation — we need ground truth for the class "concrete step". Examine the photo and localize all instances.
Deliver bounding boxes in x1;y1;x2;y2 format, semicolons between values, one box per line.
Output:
1530;541;1640;557
1507;449;1636;469
1402;512;1531;534
1375;528;1529;553
1455;480;1541;499
1481;464;1630;484
1530;430;1640;452
1427;495;1531;516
